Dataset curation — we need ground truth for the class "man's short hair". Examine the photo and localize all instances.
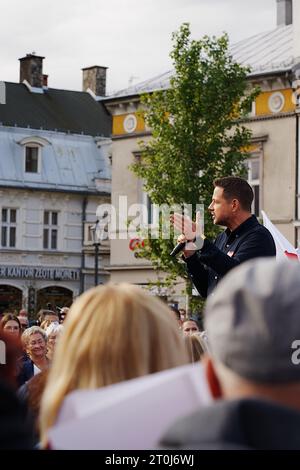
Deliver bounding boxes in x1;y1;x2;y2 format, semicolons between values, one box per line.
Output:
168;305;181;321
182;318;201;331
213;176;253;212
37;309;58;321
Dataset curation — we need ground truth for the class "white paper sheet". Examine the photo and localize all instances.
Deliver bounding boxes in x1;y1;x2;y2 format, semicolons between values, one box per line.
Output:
48;363;211;450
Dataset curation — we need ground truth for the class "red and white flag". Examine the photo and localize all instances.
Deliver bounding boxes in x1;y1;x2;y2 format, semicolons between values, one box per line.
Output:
261;210;300;261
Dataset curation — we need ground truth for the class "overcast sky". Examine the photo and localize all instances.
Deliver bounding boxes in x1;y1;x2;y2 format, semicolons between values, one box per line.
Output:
0;0;276;94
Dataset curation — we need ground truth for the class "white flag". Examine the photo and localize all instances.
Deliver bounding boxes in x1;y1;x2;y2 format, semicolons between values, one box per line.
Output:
261;210;299;261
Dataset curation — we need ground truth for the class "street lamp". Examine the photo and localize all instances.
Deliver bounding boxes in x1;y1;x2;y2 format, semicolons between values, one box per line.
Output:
90;220;102;286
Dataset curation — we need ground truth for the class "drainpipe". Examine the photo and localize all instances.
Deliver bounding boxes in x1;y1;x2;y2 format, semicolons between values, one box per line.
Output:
79;196;87;294
295;110;299;247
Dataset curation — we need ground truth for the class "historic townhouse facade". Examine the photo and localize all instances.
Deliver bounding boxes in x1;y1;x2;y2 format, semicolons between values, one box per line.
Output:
0;54;112;315
103;0;300;305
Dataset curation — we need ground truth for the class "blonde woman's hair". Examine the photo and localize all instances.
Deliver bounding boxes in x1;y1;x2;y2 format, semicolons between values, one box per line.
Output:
40;283;188;443
184;334;205;363
45;322;63;338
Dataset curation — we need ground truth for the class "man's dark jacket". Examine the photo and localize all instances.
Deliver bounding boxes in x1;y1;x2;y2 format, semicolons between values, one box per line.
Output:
160;398;300;450
17;359;34;387
185;215;276;298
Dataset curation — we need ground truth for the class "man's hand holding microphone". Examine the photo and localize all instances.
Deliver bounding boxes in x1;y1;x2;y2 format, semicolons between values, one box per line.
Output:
170;211;205;258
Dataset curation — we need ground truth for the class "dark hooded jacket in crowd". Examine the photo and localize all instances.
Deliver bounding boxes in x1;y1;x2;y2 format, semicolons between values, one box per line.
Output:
160;398;300;450
0;379;34;449
17;358;34;387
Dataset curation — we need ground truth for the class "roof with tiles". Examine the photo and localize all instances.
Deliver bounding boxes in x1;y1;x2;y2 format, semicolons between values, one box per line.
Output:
0;82;112;137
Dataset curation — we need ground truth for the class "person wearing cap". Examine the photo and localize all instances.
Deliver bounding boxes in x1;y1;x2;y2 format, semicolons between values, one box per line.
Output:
160;258;300;450
171;176;276;298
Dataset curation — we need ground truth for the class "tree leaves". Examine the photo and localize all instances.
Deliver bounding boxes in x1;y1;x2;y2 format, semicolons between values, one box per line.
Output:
130;23;259;307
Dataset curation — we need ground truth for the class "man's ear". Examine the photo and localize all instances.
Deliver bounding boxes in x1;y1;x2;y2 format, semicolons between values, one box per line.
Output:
231;198;239;213
204;356;223;399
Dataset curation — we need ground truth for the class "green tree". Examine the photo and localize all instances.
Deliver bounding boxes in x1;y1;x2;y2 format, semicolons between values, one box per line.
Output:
131;23;259;306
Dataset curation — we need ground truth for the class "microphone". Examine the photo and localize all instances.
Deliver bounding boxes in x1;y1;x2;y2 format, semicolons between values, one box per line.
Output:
170;241;187;257
170;236;199;257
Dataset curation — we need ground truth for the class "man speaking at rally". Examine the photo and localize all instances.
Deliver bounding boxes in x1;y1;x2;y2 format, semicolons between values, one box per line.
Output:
171;176;276;298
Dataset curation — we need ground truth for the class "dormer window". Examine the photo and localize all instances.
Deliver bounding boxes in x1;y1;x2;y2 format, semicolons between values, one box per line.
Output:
17;135;51;175
25;145;40;173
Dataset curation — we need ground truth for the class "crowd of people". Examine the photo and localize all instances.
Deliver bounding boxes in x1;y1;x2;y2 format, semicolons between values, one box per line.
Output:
0;287;203;448
1;258;300;450
0;177;300;450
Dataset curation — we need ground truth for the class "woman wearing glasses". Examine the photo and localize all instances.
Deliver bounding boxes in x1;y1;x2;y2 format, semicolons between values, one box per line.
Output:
18;326;49;386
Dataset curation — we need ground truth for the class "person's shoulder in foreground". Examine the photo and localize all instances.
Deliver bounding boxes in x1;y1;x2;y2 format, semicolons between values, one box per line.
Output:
160;257;300;450
160;397;300;450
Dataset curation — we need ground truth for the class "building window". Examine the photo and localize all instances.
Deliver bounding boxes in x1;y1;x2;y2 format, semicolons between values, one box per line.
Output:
141;190;157;226
146;194;153;225
245;157;260;217
134;152;159;228
25;146;40;173
43;211;58;250
1;208;17;248
84;222;96;246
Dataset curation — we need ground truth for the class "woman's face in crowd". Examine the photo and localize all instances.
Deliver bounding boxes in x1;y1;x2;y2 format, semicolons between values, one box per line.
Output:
26;333;47;359
47;332;59;352
3;320;20;337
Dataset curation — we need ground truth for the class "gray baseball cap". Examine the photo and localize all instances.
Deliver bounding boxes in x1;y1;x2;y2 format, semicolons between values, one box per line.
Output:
204;257;300;383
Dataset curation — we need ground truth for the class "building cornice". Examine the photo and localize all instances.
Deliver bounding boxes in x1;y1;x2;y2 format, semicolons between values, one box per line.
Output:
105;264;153;271
112;131;151;141
0;184;110;197
250;134;269;143
0;249;83;256
241;111;296;124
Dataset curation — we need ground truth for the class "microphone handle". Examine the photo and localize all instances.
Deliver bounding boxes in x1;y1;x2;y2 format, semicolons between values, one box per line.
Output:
170;241;187;257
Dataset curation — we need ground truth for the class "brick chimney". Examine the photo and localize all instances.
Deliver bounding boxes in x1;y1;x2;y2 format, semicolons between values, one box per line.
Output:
19;53;45;88
277;0;292;26
82;66;107;97
43;74;48;87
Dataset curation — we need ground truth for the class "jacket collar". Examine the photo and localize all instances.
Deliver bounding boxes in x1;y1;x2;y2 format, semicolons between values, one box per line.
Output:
225;215;258;240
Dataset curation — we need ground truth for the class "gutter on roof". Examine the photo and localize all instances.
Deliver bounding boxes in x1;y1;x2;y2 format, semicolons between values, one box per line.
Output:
0;184;110;197
112;131;151;141
103;93;141;104
0;123;106;138
105;85;170;101
248;67;294;80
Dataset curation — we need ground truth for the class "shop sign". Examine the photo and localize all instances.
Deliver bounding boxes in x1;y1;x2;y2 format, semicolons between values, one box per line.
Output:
0;266;80;281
